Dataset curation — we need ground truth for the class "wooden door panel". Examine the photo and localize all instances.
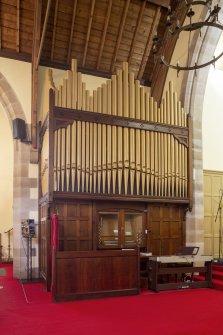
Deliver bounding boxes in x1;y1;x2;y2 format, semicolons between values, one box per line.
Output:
55;200;93;251
147;205;186;256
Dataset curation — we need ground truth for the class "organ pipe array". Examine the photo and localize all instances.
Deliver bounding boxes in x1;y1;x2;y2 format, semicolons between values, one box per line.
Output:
41;59;190;199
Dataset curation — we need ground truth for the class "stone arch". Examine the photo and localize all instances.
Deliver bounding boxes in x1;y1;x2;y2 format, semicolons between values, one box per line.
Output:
183;4;223;251
0;72;38;279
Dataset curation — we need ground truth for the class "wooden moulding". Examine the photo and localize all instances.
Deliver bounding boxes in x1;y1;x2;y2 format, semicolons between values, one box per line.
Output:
52;190;190;205
53;107;189;146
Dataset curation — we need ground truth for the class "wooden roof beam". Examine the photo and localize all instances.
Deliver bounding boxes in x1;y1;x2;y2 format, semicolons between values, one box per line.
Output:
36;0;52;70
145;0;170;8
31;0;42;149
16;0;20;52
82;0;95;67
96;0;112;70
138;6;160;80
110;0;130;73
127;0;146;65
51;0;59;60
67;0;77;65
0;2;2;49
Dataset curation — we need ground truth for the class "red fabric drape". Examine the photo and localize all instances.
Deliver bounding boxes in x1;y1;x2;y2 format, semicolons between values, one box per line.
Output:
51;214;59;251
50;214;59;292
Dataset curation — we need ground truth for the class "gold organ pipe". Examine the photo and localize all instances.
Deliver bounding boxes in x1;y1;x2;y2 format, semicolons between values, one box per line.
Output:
71;121;77;192
97;87;102;193
77;121;82;192
102;83;107;193
54;130;58;191
59;85;63;107
154;101;158;196
93;90;98;192
111;74;117;194
160;103;164;196
89;96;93;112
66;70;72;109
174;91;179;197
89;121;93;192
85;90;90;111
123;62;129;194
165;90;171;196
76;72;83;191
71;59;77;109
145;92;150;121
82;82;86;110
117;69;123;194
140;87;146;195
62;79;67;107
145;93;150;195
107;80;112;194
81;120;86;192
129;72;135;194
61;128;66;191
77;72;82;110
66;124;71;191
85;121;90;192
85;90;90;192
149;97;154;195
157;105;160;195
58;128;62;190
135;80;141;195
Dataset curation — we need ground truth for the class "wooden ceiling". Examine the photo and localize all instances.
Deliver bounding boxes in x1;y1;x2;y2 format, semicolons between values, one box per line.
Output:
0;0;178;86
0;0;188;147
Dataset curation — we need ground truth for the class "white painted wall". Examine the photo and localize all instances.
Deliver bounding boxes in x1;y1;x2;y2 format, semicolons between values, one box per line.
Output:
0;107;13;259
203;67;223;170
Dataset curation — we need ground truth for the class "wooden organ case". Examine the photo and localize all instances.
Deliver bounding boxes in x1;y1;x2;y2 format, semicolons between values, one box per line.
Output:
39;60;192;301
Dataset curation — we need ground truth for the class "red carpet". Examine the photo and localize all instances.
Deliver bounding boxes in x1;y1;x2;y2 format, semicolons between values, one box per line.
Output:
1;263;223;334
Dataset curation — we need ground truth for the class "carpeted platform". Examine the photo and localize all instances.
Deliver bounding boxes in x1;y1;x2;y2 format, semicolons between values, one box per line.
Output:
0;268;6;276
2;263;223;335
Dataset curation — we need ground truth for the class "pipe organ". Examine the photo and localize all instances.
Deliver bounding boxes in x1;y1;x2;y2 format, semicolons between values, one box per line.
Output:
41;59;191;202
39;59;192;300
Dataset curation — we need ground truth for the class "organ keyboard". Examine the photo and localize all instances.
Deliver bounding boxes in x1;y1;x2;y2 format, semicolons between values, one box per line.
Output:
147;255;213;292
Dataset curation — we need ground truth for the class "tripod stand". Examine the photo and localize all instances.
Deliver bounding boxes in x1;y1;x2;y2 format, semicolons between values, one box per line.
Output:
215;190;223;260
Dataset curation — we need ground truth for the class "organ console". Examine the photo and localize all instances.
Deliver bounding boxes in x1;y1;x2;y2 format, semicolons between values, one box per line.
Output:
146;255;213;292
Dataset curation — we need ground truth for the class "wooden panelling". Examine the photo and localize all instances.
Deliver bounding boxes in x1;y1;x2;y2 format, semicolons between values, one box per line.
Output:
53;249;139;301
203;170;223;258
147;204;186;255
39;202;50;288
54;200;93;251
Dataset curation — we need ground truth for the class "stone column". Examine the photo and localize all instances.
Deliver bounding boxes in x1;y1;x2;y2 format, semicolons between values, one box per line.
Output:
13;140;38;279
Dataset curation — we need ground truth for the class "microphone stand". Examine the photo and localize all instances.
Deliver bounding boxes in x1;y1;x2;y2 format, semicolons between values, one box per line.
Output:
215;190;223;260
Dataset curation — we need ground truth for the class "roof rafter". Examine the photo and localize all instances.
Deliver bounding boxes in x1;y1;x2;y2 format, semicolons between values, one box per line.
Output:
138;6;160;79
67;0;77;65
146;0;170;9
51;0;59;60
16;0;20;52
96;0;112;70
32;0;42;148
36;0;52;70
82;0;96;67
110;0;130;73
128;0;146;65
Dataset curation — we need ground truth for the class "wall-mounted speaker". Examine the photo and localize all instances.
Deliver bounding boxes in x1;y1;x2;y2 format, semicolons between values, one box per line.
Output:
13;118;27;140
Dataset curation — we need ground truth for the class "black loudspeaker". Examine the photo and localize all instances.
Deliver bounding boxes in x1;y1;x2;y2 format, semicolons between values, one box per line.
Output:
13;118;27;140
